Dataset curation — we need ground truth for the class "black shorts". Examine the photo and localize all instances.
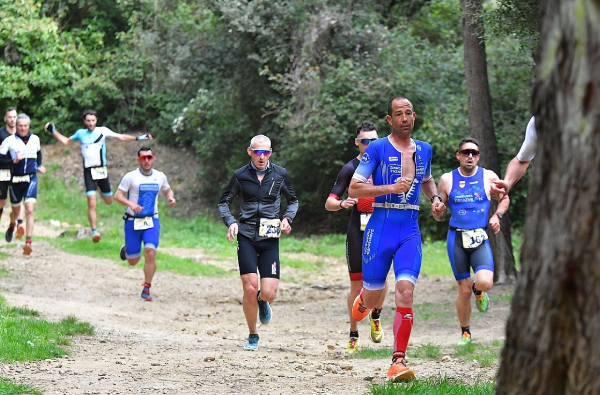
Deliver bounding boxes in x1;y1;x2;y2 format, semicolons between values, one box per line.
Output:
346;210;363;280
0;180;8;200
83;167;112;196
236;234;280;279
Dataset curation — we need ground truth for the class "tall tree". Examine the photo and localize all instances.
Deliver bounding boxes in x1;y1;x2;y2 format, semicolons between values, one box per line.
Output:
496;0;600;393
460;0;516;283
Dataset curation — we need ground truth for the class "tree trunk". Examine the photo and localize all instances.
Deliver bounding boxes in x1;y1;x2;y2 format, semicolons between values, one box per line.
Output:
460;0;516;284
496;0;600;393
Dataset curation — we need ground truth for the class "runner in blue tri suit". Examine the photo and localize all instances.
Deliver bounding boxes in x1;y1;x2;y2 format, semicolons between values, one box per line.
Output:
436;137;509;346
45;109;152;243
114;147;176;301
349;97;446;382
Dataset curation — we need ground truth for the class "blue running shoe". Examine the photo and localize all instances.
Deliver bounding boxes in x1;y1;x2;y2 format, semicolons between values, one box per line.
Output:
141;283;152;301
244;334;259;351
120;245;127;261
258;299;272;324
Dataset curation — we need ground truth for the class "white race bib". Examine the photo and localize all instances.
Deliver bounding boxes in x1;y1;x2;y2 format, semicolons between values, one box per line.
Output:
461;228;488;249
360;213;372;231
258;218;281;238
91;166;108;180
0;169;10;182
12;175;30;183
133;216;154;230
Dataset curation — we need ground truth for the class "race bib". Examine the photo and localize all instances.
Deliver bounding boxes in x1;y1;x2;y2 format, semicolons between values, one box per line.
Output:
360;213;372;231
133;216;154;230
91;166;108;180
461;228;488;249
0;169;10;182
12;175;30;183
258;218;281;238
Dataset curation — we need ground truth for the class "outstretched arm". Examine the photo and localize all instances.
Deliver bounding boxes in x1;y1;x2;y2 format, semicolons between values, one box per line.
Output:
112;133;153;142
45;123;74;146
490;157;531;201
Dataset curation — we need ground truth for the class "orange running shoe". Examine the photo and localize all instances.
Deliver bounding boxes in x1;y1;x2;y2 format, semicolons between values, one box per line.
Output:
351;290;370;322
92;230;101;243
23;242;32;256
15;223;25;240
387;356;415;382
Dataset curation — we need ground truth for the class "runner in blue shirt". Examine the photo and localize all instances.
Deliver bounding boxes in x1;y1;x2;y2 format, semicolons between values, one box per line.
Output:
45;109;152;243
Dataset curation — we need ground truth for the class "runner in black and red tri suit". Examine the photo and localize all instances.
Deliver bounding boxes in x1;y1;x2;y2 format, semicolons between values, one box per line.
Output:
325;121;388;354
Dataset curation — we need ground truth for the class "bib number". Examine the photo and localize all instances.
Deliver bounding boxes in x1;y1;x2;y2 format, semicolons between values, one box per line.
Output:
134;216;154;230
91;166;108;180
12;175;30;183
0;169;10;182
258;218;281;238
461;228;488;249
360;213;372;231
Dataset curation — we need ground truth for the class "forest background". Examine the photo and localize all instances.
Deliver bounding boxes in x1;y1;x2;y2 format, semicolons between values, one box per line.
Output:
0;0;537;238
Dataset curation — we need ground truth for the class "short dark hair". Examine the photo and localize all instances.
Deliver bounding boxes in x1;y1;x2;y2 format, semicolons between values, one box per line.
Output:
82;109;97;120
137;146;154;157
356;121;377;136
5;107;16;115
457;137;479;152
387;96;413;116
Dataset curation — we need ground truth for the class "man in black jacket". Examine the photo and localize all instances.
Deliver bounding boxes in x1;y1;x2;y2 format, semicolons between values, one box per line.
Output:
0;107;24;242
218;134;299;351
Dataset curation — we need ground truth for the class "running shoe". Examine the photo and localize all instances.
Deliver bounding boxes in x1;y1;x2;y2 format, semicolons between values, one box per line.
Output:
23;242;32;256
258;299;272;324
457;331;472;346
369;312;384;343
5;224;14;243
474;291;490;313
92;230;101;243
351;290;370;322
387;356;415;382
119;245;127;261
15;222;25;240
345;337;360;355
244;334;259;351
141;283;152;301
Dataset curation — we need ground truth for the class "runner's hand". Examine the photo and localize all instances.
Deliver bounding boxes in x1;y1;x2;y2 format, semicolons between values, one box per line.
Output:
227;223;238;242
44;122;56;133
281;218;292;234
167;197;176;207
489;215;501;234
431;201;446;219
340;198;357;209
391;177;413;194
130;203;143;214
491;180;508;201
37;165;46;174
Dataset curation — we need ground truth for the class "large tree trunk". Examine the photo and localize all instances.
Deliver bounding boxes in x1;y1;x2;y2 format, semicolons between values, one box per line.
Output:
496;0;600;393
460;0;516;284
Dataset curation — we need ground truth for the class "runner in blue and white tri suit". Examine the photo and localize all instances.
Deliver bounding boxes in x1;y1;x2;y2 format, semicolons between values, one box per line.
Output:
436;137;509;346
114;147;175;302
349;97;446;382
45;109;152;243
0;114;46;255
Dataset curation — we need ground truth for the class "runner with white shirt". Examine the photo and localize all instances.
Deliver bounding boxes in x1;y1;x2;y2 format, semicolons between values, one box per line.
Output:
45;109;152;242
114;147;175;301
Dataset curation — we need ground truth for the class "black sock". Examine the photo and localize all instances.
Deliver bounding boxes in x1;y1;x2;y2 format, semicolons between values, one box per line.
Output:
371;308;382;320
472;283;482;295
17;219;23;226
257;290;262;302
0;208;3;218
349;330;358;339
461;326;471;335
26;237;32;244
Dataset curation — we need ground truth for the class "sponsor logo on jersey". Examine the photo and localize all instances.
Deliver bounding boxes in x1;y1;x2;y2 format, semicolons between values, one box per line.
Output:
389;156;398;161
364;228;374;256
470;181;479;184
459;180;465;188
360;153;371;164
459;209;467;215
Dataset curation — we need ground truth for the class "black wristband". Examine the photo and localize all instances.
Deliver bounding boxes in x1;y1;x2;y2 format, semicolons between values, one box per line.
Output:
430;194;442;203
339;201;344;209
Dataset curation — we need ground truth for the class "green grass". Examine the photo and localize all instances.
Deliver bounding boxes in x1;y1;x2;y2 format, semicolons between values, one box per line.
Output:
370;377;495;395
0;268;10;278
454;340;503;367
410;343;442;359
421;240;454;277
352;347;393;359
413;301;455;321
0;379;41;395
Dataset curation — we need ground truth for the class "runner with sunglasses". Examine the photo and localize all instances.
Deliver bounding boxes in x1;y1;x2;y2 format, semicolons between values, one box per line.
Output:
218;134;299;351
325;120;389;354
349;97;446;382
44;109;152;243
435;137;509;346
114;147;175;301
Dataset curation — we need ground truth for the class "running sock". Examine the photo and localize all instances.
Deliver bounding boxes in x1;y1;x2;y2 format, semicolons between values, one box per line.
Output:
25;237;32;244
392;350;406;362
92;229;98;234
393;307;413;356
17;219;23;226
472;283;482;295
0;208;3;218
371;308;382;320
349;330;359;338
257;290;263;302
461;326;471;336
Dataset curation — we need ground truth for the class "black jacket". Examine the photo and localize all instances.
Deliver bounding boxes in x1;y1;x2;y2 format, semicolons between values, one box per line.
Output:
0;127;13;169
218;162;299;241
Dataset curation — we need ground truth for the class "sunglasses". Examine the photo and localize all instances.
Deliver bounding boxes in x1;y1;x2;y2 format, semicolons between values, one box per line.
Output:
251;148;272;156
138;155;155;161
459;149;480;157
356;138;378;145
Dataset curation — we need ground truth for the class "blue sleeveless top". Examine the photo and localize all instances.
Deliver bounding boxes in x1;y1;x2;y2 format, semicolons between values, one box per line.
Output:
448;166;490;229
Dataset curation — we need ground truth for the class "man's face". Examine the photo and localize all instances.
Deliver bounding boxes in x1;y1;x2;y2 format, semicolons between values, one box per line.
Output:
16;119;30;137
84;115;97;131
456;142;480;172
247;140;272;170
386;99;416;136
355;130;378;155
4;110;17;129
137;150;155;172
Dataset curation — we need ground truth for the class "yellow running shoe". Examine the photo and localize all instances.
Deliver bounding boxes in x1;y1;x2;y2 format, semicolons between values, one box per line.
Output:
457;331;472;346
345;337;359;355
369;312;384;343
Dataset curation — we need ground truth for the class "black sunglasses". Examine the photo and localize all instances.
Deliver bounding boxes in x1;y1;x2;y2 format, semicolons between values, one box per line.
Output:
459;149;480;157
356;138;377;145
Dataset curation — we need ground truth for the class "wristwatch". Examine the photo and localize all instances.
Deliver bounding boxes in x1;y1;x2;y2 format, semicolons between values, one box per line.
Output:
495;212;503;219
430;194;442;204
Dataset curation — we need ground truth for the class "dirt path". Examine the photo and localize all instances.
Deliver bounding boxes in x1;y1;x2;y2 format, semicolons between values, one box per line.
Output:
0;219;511;395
